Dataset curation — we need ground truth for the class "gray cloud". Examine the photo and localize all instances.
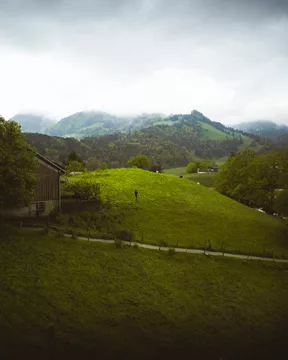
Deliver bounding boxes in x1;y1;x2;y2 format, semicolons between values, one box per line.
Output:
0;0;288;123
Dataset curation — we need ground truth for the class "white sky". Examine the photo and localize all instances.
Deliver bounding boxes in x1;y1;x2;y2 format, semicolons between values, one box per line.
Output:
0;0;288;124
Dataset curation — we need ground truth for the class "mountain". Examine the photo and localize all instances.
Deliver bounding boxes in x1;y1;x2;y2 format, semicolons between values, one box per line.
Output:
46;111;166;138
46;111;130;138
12;114;55;133
233;120;288;144
25;110;273;167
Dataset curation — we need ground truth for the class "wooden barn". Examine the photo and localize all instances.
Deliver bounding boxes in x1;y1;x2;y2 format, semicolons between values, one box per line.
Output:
2;153;65;218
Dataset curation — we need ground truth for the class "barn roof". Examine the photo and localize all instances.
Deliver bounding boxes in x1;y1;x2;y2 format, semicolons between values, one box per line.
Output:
36;153;65;174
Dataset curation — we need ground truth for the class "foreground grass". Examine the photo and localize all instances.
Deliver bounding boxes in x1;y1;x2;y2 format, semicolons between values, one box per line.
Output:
0;229;287;359
71;169;287;256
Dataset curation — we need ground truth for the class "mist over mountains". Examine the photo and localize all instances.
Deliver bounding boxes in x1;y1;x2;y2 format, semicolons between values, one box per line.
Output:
233;120;288;143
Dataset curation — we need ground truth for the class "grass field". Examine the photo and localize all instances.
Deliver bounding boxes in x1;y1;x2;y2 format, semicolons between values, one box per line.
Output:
1;228;287;359
164;168;216;187
200;122;233;140
67;169;287;257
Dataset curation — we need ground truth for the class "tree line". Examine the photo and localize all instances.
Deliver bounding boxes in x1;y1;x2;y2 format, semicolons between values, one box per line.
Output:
214;148;288;216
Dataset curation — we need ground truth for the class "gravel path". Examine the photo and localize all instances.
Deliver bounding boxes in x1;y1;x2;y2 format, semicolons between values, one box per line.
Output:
63;233;288;264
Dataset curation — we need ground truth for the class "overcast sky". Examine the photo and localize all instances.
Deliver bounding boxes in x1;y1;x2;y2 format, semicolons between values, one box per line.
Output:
0;0;288;124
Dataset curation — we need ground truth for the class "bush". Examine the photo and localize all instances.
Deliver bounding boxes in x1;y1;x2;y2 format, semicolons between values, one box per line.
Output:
114;239;124;249
55;231;65;238
159;240;168;249
100;162;108;170
133;243;140;250
113;230;134;242
167;248;176;256
65;181;100;200
186;162;197;174
127;155;151;169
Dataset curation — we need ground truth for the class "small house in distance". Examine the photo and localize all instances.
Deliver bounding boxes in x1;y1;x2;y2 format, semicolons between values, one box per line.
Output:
2;153;65;218
207;166;219;173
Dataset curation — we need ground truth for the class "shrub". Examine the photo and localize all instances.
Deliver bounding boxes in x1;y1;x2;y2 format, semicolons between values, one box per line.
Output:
127;155;151;169
159;240;168;249
113;230;134;242
100;162;108;170
114;239;124;249
55;231;65;238
167;248;176;256
65;181;100;200
72;232;78;239
133;243;139;250
186;162;197;174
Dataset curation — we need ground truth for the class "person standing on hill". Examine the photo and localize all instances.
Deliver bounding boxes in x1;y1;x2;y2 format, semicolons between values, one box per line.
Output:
134;189;138;201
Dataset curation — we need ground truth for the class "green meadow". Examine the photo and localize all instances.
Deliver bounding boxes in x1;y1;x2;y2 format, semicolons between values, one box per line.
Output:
0;229;287;359
164;167;216;187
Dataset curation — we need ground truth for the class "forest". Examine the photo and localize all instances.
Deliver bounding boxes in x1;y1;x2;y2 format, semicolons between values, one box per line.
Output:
24;112;273;169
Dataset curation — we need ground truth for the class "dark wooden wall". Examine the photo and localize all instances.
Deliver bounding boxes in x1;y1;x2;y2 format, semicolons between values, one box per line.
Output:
35;161;59;201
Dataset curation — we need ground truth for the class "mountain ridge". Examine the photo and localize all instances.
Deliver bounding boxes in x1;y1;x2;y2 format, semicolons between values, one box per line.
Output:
233;120;288;144
12;113;55;134
23;110;273;167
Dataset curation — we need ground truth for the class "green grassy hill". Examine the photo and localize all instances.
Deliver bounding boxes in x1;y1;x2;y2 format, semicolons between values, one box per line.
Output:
0;229;287;359
70;169;287;256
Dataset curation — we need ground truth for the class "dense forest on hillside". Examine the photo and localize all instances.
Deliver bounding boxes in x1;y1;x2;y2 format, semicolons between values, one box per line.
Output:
24;112;273;168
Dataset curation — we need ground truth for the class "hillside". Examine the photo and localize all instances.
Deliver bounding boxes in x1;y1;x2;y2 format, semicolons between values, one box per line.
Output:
12;113;55;133
47;111;130;138
47;111;166;138
0;228;287;359
66;169;287;256
234;120;288;145
25;110;272;167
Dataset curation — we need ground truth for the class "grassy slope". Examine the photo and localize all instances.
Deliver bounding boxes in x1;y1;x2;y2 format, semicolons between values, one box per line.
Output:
0;229;287;359
164;168;216;187
200;122;232;140
74;169;287;256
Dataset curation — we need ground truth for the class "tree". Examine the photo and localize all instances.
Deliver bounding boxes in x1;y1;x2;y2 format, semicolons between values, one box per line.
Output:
66;161;84;174
215;148;286;213
215;149;256;199
100;162;108;170
85;157;101;171
195;160;215;170
0;117;38;208
66;180;100;200
127;155;151;169
186;162;197;173
274;190;288;216
66;151;83;165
